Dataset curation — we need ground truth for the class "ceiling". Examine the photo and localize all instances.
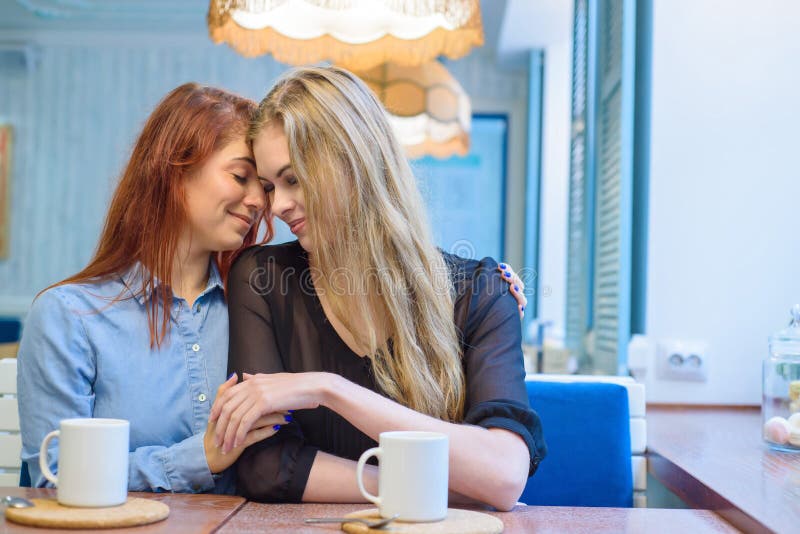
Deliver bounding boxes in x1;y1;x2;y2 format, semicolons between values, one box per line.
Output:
497;0;573;64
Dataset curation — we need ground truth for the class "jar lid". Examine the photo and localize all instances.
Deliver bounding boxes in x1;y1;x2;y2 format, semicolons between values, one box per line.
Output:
770;304;800;355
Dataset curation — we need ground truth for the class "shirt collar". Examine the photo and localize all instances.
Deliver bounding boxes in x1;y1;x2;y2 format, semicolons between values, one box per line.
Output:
120;260;224;305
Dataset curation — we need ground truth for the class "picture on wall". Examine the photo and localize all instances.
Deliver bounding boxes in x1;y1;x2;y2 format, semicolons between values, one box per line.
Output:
0;125;11;259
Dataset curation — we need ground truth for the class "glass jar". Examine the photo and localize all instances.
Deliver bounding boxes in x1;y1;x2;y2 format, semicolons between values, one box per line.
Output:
763;305;800;451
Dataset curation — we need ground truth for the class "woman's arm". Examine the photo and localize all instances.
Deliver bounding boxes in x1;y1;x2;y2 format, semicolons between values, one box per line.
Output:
17;287;275;493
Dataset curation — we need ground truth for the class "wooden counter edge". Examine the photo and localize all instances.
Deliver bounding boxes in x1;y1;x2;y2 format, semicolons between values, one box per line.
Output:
647;451;770;533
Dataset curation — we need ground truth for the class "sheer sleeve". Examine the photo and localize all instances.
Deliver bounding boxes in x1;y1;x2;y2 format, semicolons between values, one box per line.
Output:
227;247;319;502
456;257;547;475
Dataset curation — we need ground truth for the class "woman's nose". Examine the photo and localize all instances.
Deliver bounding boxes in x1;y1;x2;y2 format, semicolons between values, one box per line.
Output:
244;182;267;212
270;187;294;216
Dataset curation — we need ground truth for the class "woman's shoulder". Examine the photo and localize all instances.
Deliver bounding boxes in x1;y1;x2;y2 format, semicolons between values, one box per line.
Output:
34;278;121;310
440;251;504;298
27;279;120;328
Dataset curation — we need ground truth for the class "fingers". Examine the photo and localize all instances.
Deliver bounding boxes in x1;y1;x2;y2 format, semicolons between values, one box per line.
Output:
250;412;291;430
498;263;527;318
222;396;257;453
213;385;253;446
243;413;289;449
232;401;282;451
241;424;279;449
210;373;238;422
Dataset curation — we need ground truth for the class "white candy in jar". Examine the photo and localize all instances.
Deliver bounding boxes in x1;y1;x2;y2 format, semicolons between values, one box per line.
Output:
788;413;800;430
764;416;791;444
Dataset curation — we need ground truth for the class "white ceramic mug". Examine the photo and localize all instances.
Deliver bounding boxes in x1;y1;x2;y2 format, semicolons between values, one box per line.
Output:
39;418;130;507
356;431;449;522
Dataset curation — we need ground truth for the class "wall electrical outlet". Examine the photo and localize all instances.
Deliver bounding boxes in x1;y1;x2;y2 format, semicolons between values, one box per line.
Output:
656;339;709;382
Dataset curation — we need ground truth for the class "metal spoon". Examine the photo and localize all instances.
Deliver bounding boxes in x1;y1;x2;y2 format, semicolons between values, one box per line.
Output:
2;495;35;508
304;513;399;529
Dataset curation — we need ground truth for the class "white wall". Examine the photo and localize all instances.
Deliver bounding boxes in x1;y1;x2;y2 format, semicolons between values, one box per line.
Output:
536;39;571;341
644;0;800;404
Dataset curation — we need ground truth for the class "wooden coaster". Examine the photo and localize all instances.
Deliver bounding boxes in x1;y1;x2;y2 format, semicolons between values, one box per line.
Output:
5;497;170;529
341;508;503;534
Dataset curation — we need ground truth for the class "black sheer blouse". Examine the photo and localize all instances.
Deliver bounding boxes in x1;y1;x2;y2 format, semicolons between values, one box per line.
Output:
227;241;546;502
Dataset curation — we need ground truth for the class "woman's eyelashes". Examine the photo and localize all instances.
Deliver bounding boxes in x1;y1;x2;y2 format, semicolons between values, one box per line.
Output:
259;175;297;194
231;173;247;184
260;179;275;193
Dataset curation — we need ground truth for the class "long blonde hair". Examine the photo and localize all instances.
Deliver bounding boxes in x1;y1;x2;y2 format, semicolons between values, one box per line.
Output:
250;66;465;421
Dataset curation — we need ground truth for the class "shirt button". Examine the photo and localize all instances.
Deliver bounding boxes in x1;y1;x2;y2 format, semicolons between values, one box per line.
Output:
192;343;200;352
198;393;207;402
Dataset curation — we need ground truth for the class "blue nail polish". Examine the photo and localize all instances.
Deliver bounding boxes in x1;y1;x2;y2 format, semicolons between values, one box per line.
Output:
504;271;511;278
288;410;295;413
499;263;507;269
273;425;281;431
227;372;236;380
284;414;293;423
521;306;525;312
514;285;519;292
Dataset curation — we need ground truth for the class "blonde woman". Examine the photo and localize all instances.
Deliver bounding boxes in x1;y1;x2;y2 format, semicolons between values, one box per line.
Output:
210;66;544;510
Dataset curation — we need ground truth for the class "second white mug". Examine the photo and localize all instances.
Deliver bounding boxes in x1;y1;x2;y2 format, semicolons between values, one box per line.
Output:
356;431;449;522
39;418;130;507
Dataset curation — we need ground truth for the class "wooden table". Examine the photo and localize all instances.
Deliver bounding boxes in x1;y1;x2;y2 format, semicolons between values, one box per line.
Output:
217;502;736;533
0;488;736;533
648;405;800;533
0;487;245;533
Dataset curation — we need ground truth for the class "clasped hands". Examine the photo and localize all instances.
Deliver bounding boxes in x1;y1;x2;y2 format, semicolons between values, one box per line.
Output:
206;371;331;465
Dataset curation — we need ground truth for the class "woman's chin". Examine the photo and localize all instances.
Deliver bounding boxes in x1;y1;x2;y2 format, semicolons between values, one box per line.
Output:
297;235;312;251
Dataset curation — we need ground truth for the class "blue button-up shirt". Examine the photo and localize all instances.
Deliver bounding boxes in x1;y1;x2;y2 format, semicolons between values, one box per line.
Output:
17;263;232;493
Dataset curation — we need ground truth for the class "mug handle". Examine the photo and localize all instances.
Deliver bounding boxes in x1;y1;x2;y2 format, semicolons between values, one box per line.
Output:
39;430;60;486
356;446;381;506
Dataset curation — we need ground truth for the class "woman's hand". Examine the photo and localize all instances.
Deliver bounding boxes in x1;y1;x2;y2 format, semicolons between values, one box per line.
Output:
209;371;332;454
203;374;287;473
497;262;527;318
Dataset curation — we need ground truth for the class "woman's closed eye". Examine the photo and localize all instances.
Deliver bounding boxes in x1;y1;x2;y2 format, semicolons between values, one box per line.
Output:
260;179;275;193
231;173;247;184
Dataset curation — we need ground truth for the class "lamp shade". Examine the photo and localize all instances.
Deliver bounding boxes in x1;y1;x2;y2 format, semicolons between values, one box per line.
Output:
352;60;471;159
208;0;484;70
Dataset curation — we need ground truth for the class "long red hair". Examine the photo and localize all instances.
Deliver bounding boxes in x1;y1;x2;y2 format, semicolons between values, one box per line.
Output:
48;83;272;347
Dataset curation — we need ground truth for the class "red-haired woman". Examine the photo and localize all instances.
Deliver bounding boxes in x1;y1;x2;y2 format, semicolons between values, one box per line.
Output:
17;83;287;493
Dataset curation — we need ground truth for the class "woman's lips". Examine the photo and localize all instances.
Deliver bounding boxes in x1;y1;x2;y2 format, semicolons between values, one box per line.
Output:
289;219;306;234
230;212;252;230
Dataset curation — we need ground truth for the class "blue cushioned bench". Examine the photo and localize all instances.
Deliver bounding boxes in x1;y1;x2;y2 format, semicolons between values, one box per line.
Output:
520;379;634;507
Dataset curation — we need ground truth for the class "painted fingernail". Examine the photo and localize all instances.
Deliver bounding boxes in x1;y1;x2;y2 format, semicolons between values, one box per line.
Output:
514;285;519;292
227;372;236;380
521;306;525;312
499;263;507;269
273;425;281;431
284;414;293;423
288;410;295;413
504;271;511;278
